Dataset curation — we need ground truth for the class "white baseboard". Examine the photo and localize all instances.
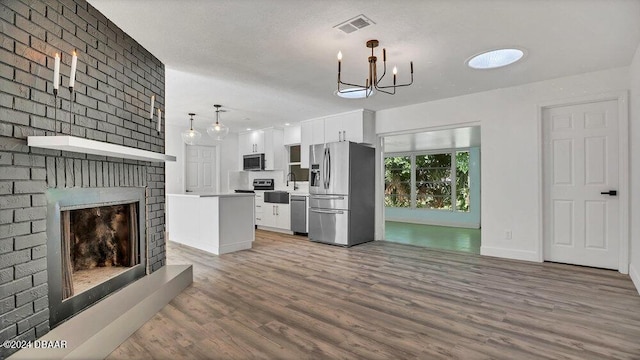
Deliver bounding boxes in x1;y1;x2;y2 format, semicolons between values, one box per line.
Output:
480;246;540;262
630;263;640;296
257;225;294;235
219;241;253;254
9;265;193;360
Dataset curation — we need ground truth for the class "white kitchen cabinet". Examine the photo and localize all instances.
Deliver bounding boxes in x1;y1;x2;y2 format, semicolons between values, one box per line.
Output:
254;191;265;225
263;128;284;170
324;109;375;144
261;203;290;230
283;124;301;145
238;128;284;170
239;130;265;155
300;110;375;168
300;120;313;169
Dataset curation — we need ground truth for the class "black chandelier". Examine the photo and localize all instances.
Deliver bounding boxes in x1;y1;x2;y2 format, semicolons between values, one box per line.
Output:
337;39;414;98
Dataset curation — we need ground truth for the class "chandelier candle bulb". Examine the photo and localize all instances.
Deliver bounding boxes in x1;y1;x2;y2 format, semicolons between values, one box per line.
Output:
149;95;155;119
69;50;78;88
53;53;60;91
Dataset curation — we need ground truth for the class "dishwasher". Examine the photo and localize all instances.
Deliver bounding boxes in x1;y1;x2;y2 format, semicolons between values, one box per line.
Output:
290;195;307;234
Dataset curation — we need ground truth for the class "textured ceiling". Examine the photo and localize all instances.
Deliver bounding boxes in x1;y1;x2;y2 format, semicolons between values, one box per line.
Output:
88;0;640;132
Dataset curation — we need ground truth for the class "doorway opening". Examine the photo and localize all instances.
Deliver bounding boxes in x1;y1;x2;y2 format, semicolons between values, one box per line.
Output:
381;126;481;254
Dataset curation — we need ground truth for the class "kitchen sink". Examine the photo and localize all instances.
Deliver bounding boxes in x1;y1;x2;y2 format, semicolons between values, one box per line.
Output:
264;191;289;204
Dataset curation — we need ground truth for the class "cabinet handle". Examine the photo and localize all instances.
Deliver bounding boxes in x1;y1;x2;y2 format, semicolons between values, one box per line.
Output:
343;130;346;141
276;206;279;216
338;131;342;142
273;205;275;215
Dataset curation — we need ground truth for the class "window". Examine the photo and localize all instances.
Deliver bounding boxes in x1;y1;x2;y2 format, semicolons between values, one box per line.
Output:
455;151;470;212
287;145;308;181
416;153;452;210
384;156;411;207
384;150;470;212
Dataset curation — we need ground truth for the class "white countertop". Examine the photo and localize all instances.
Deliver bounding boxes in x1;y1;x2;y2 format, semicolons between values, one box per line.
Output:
167;193;255;198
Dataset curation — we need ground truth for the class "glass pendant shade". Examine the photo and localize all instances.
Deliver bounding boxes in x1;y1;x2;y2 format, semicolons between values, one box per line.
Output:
181;128;201;145
181;113;201;145
207;104;229;140
207;121;229;140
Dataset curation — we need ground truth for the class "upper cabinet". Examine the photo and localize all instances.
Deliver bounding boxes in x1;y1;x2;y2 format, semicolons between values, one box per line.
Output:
239;130;265;154
300;109;375;168
324;110;375;144
283;124;301;145
239;128;284;170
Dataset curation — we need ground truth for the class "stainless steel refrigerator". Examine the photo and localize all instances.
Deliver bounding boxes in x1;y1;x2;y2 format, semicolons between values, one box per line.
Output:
308;141;375;246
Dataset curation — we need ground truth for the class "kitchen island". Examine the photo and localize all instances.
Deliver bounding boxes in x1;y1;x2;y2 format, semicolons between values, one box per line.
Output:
166;193;254;255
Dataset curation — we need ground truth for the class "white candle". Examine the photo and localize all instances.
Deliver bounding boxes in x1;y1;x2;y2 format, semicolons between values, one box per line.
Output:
149;95;155;119
53;53;60;90
157;108;162;132
68;50;78;88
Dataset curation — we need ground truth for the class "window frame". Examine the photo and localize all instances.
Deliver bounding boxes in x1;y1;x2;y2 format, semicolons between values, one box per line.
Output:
385;148;471;212
287;144;309;182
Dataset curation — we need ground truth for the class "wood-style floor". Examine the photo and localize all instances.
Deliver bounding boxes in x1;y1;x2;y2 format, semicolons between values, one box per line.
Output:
385;221;481;254
108;230;640;359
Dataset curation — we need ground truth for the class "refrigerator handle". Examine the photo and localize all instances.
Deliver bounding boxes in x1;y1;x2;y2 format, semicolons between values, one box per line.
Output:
327;147;331;189
323;147;328;189
310;208;344;215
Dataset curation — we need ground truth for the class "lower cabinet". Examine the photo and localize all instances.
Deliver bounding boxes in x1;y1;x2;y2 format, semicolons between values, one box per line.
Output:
261;203;290;230
255;192;265;226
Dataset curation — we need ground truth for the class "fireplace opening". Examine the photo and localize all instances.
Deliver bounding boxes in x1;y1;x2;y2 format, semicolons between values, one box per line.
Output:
61;203;139;300
47;187;147;328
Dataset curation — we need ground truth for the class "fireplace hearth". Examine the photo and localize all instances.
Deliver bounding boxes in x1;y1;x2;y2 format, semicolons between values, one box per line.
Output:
46;187;147;328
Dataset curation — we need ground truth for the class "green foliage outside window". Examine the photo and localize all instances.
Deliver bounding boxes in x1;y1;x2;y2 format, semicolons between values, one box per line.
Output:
384;151;471;212
384;156;411;207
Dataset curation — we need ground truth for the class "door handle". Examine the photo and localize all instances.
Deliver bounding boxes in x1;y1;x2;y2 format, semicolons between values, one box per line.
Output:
600;190;617;196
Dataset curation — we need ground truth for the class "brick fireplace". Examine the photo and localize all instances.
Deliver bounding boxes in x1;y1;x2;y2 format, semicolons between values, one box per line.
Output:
0;0;166;358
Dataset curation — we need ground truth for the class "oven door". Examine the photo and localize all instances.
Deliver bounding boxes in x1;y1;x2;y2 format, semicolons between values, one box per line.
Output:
308;208;349;245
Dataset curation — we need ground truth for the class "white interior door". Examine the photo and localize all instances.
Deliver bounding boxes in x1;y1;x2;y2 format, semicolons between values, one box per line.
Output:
185;145;217;193
543;100;619;269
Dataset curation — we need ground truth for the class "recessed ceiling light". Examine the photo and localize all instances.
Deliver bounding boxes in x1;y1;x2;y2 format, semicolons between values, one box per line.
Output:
334;87;373;99
467;48;524;69
284;123;290;126
246;128;251;131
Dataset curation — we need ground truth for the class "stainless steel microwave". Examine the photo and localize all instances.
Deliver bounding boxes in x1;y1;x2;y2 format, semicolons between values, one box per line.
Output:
243;153;265;171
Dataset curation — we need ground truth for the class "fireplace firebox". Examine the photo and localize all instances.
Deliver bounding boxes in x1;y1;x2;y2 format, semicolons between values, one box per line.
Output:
46;187;147;328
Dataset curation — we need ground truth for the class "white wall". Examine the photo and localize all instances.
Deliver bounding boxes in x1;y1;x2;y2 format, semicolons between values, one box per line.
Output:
165;123;239;194
629;42;640;293
376;66;629;262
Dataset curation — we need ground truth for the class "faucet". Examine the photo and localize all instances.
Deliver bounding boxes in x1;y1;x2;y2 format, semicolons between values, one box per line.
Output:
286;172;298;191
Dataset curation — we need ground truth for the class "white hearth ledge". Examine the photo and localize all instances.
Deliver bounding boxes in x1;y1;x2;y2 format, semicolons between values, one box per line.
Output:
9;264;193;360
27;136;176;162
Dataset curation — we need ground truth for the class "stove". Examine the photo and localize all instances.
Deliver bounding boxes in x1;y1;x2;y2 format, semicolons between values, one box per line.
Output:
234;178;274;193
252;178;274;191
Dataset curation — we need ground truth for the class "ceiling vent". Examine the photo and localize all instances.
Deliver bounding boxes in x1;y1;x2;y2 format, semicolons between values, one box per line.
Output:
334;14;375;34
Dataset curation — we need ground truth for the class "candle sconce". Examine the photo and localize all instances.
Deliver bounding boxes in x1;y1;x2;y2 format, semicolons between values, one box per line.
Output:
51;50;78;136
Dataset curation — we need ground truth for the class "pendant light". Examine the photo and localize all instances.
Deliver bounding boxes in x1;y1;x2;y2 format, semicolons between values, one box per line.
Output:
181;113;201;145
207;104;229;140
